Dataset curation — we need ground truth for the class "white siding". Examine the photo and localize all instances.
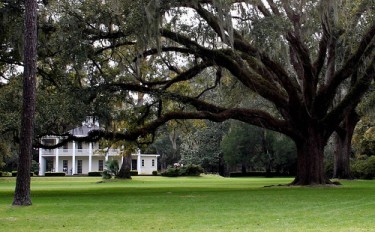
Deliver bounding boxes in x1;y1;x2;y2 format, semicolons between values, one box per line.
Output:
139;155;158;175
40;137;159;175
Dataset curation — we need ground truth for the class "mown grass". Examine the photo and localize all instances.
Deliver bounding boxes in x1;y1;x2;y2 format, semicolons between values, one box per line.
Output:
1;175;375;231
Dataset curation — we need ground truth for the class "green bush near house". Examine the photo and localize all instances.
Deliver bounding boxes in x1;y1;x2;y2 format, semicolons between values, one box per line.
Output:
152;170;158;176
32;160;39;175
1;172;11;177
11;171;35;177
181;164;204;176
101;160;121;179
130;170;138;176
102;170;112;179
161;167;180;177
88;171;103;176
162;164;204;177
45;172;66;176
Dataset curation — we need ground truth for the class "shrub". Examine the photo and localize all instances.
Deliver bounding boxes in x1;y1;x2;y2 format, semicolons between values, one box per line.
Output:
32;160;39;175
152;170;158;176
161;164;204;177
180;164;204;176
101;160;120;179
0;171;2;177
45;172;66;176
1;172;11;177
130;170;138;176
105;160;119;176
11;171;35;176
351;156;375;179
102;170;112;179
161;167;180;177
88;171;103;176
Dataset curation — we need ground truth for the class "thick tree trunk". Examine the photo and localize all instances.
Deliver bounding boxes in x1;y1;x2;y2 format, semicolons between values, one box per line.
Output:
333;111;359;179
117;154;132;179
290;128;332;185
261;129;273;177
13;0;37;206
333;132;351;179
218;153;226;177
241;163;247;174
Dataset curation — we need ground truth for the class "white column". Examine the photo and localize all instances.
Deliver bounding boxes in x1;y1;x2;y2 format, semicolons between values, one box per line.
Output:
72;141;76;175
39;148;45;176
55;138;59;172
137;150;141;173
88;142;92;172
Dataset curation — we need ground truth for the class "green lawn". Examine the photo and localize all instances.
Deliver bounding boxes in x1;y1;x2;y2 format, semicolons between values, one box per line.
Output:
1;175;375;232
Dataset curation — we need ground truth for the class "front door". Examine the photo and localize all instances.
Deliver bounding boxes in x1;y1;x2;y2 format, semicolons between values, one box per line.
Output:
77;160;82;174
63;160;68;174
46;158;54;172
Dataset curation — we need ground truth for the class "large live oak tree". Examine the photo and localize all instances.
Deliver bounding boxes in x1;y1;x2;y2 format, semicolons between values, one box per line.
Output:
35;0;374;185
95;0;374;185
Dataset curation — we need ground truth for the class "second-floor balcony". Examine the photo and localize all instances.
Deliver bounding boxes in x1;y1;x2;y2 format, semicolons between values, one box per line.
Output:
40;148;121;156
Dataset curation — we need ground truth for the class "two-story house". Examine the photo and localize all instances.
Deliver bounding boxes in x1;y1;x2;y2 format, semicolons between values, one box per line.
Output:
38;117;159;176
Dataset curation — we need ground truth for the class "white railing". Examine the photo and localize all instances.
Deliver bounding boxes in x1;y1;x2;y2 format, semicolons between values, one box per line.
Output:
40;148;121;156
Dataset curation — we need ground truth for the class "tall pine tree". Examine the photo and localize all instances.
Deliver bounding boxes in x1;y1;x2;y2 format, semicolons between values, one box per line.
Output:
12;0;37;206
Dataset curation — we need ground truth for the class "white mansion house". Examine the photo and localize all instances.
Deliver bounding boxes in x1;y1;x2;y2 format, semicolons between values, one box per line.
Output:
38;118;159;176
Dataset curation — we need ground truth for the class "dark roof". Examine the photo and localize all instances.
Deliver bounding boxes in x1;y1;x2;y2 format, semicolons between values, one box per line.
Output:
68;124;101;136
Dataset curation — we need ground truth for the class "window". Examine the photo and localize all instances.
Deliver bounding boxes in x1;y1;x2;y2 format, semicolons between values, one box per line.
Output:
43;139;55;146
142;159;144;167
63;160;68;172
77;142;82;152
77;160;82;174
131;159;137;171
63;143;68;152
98;160;104;171
46;158;54;172
152;159;155;167
43;139;55;153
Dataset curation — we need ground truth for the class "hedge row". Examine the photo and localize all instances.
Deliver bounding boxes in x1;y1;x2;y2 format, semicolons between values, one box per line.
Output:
45;172;66;176
11;171;35;177
88;171;103;176
130;170;138;176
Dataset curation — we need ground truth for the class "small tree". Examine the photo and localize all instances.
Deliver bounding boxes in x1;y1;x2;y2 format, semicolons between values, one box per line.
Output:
102;159;119;179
